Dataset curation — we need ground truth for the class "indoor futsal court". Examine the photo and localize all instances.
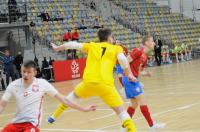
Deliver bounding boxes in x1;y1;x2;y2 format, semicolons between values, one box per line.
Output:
1;0;200;132
1;60;200;132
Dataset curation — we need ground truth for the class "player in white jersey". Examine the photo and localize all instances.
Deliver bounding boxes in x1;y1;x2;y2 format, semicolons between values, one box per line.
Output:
0;60;96;132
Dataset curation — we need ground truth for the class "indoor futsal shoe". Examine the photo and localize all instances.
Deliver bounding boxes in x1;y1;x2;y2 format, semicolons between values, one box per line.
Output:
47;116;55;124
150;123;166;132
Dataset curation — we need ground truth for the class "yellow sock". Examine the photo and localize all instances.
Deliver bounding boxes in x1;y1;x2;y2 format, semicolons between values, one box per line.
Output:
122;119;136;132
52;103;68;119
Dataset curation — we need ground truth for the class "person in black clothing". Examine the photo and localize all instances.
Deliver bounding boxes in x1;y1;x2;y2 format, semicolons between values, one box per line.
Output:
48;57;55;79
41;57;50;80
48;57;54;66
34;56;42;78
154;36;162;66
37;11;50;22
14;52;23;78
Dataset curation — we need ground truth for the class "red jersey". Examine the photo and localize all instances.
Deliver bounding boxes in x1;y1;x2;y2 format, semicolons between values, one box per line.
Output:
63;32;72;41
130;47;148;78
72;31;80;40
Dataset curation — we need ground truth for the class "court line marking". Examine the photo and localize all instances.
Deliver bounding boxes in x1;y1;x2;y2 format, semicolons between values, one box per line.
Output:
90;113;115;121
0;127;199;132
96;102;200;130
1;91;200;118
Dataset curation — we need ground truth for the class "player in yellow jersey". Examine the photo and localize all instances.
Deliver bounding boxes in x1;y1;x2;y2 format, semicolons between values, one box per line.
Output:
47;28;137;132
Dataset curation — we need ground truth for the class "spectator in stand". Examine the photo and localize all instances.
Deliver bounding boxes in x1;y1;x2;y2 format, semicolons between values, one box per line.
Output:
30;21;36;27
14;51;23;78
181;42;192;61
162;45;172;64
78;19;87;30
1;49;15;86
63;30;73;59
90;1;96;10
173;43;183;63
92;17;102;29
63;30;72;41
37;11;50;22
71;29;80;59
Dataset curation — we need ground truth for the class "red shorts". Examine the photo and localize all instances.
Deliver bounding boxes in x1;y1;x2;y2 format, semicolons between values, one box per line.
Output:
1;122;40;132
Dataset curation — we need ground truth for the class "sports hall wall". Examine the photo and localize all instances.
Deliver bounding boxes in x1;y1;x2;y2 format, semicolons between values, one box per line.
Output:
0;31;8;48
153;0;200;21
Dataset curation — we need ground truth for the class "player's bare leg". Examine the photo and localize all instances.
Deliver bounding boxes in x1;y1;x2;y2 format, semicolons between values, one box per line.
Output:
127;98;138;118
127;94;165;131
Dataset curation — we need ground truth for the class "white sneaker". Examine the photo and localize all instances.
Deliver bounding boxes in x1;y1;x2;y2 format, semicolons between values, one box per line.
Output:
149;123;166;132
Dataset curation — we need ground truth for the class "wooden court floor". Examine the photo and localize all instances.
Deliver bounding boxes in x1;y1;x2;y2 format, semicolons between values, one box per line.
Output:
0;60;200;132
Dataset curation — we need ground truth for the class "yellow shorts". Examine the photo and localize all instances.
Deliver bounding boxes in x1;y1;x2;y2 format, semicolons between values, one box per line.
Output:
74;81;123;107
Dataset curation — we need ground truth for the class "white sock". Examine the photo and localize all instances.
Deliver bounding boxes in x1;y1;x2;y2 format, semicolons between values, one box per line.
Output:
118;111;130;122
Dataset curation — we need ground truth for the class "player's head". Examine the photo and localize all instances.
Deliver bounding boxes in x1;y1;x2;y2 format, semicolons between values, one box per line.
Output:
142;35;155;50
21;60;37;85
4;49;10;56
98;28;113;44
115;40;120;45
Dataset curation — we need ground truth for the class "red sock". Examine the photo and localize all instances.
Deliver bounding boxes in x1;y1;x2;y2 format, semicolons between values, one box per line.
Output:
118;76;124;87
140;105;154;127
127;106;135;118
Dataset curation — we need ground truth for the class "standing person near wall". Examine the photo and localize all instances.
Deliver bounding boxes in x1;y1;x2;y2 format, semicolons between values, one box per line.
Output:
1;49;15;87
154;35;162;66
14;51;23;78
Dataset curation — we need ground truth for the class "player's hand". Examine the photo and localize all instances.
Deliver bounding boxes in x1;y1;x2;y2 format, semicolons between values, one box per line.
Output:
127;74;137;82
82;105;96;112
51;43;59;52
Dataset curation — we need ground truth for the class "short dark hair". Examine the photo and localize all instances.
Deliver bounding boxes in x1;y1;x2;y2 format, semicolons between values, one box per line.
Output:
142;35;152;45
97;28;112;42
23;60;37;69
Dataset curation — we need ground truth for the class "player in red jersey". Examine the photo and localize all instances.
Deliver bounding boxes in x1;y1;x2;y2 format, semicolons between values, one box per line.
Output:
122;36;165;131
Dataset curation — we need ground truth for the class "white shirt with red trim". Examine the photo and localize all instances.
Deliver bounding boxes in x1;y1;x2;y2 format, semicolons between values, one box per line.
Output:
1;78;58;127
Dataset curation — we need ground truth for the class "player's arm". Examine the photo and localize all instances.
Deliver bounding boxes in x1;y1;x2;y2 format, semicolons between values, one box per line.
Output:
44;80;96;112
51;42;83;52
117;53;137;82
0;86;12;114
54;93;96;112
0;100;7;114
